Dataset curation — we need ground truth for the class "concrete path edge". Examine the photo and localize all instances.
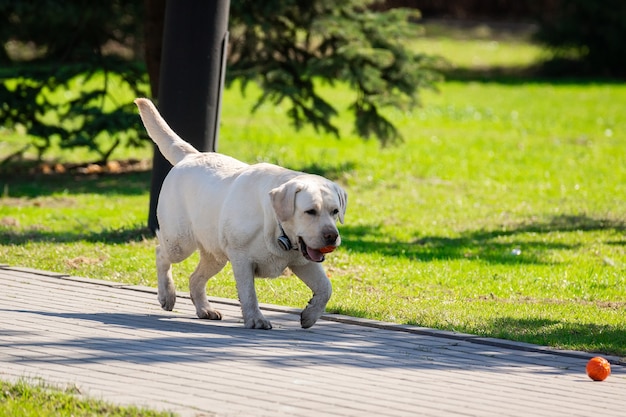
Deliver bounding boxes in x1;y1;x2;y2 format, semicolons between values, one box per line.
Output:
3;264;623;366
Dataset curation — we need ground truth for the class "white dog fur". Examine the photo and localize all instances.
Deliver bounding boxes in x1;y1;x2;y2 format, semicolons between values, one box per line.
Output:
135;98;347;329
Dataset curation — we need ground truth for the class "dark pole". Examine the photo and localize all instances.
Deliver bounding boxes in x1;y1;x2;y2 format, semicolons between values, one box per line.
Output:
148;0;230;232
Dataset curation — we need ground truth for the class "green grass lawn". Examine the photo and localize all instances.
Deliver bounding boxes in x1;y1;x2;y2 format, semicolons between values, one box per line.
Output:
1;32;625;358
0;379;174;417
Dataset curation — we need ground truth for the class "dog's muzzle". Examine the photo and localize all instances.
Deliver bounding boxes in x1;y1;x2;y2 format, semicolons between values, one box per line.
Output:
299;237;329;263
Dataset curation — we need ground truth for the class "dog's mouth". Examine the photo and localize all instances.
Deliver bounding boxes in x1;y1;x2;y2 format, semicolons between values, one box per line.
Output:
298;237;326;263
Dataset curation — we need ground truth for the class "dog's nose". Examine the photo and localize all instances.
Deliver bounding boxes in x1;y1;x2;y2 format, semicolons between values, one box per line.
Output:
323;230;339;245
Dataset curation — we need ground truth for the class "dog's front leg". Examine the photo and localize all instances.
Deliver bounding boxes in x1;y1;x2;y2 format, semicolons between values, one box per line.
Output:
290;263;332;328
231;261;272;329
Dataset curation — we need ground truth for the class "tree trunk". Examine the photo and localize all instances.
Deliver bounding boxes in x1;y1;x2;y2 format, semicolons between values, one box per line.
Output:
144;0;231;233
143;0;166;98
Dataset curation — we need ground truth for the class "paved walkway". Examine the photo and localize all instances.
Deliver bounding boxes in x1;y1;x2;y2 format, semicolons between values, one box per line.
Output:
1;265;624;417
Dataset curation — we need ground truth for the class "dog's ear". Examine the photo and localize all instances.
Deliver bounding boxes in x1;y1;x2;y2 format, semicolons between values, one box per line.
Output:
333;183;347;224
269;181;303;222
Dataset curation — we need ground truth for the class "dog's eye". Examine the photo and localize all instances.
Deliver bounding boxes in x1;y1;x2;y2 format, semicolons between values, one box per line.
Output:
331;208;339;215
305;209;317;216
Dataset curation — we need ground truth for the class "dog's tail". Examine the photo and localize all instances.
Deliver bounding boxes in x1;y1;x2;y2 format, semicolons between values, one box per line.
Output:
134;98;199;166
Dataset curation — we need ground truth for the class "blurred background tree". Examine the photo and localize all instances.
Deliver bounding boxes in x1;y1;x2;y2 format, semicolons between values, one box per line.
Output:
383;0;626;77
532;0;626;76
0;0;441;164
226;0;441;144
0;0;149;163
1;0;623;165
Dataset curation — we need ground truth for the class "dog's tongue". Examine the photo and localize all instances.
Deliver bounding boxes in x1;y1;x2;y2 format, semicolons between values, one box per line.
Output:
306;247;325;263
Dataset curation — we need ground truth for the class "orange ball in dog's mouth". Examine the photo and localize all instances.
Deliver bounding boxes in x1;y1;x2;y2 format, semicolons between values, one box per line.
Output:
319;246;337;254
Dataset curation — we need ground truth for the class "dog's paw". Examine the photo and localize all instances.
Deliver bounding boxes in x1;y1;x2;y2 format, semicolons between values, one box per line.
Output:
196;308;222;320
158;293;176;311
244;317;273;330
300;306;323;329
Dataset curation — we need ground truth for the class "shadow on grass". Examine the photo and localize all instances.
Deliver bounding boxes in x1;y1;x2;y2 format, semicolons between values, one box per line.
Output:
487;316;626;357
341;214;625;265
0;170;152;198
291;161;357;181
326;305;626;357
0;160;356;199
0;225;153;245
441;63;626;85
2;213;623;260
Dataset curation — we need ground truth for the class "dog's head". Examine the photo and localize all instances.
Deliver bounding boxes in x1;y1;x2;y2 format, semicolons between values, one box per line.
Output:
269;175;347;262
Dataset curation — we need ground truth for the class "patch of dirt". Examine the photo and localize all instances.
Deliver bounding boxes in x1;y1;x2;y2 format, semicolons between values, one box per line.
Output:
0;158;152;179
1;196;77;208
65;255;108;269
0;216;19;227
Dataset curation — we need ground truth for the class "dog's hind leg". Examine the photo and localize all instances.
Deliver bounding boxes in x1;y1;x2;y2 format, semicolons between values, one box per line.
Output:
156;243;177;311
189;250;226;320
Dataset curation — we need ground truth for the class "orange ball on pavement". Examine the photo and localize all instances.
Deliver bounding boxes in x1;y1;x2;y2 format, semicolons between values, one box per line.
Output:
586;356;611;381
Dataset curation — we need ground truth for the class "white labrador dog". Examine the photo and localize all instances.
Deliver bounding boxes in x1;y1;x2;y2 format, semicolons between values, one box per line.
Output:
135;98;347;329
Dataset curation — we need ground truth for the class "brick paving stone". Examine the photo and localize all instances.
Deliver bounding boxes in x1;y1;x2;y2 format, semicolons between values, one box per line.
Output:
1;266;625;417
